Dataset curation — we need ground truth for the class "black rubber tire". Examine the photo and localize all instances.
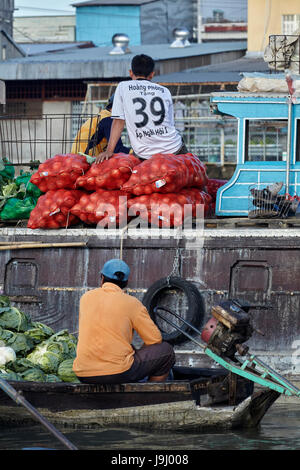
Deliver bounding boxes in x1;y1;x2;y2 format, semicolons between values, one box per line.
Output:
142;276;205;345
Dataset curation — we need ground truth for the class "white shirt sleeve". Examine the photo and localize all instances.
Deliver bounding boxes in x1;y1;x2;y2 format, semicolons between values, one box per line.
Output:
111;83;125;120
166;90;175;126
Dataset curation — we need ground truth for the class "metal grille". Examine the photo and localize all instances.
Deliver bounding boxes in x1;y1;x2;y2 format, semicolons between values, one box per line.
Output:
265;34;300;74
0;114;102;165
0;96;239;166
248;183;297;219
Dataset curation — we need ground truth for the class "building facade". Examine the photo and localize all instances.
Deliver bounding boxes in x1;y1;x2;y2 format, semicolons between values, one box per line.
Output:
74;0;194;46
248;0;300;53
0;0;24;60
13;16;76;44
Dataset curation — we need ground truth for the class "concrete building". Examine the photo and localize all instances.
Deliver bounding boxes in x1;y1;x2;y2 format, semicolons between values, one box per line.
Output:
0;0;24;61
195;0;248;43
248;0;300;54
73;0;194;46
13;15;76;43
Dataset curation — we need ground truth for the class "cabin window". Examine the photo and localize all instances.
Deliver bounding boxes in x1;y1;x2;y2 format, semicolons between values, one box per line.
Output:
296;120;300;162
245;119;288;162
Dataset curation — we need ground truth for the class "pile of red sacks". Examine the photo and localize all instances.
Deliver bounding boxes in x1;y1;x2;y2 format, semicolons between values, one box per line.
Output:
27;152;226;229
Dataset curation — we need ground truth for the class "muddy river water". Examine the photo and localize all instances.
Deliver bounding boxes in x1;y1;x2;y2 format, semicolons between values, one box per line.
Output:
0;403;299;454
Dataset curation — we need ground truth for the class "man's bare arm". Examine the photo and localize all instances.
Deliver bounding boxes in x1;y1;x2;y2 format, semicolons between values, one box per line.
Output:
95;118;125;164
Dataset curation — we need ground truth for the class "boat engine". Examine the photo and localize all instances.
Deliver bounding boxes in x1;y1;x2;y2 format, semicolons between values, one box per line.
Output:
201;300;254;360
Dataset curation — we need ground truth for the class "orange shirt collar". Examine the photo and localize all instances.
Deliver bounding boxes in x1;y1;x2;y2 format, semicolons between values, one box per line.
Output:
101;282;123;293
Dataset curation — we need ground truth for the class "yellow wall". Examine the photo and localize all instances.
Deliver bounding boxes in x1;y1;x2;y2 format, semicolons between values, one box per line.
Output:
248;0;300;52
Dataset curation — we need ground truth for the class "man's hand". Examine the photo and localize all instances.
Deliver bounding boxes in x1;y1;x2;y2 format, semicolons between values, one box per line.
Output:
95;118;125;164
95;150;114;164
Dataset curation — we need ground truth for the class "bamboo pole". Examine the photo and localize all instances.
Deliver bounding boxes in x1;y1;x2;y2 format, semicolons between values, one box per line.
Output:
0;242;87;250
0;241;49;245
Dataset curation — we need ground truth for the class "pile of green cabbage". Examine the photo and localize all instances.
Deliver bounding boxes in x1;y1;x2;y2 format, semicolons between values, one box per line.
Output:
0;295;79;383
0;161;42;220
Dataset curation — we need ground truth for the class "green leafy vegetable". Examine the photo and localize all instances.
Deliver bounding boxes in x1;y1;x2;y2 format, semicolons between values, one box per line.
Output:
15;171;43;198
0;368;21;381
20;367;46;382
26;340;65;373
0;296;10;308
0;327;33;354
24;322;54;344
0;306;32;332
0;297;79;383
45;374;61;383
0;196;37;220
57;359;80;383
6;357;36;373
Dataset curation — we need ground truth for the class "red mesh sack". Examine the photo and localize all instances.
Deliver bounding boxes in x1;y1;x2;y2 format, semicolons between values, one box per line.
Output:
180;188;213;217
206;179;227;202
70;190;132;227
122;153;207;196
128;192;194;228
128;188;213;227
76;153;141;191
30;154;91;192
27;189;84;229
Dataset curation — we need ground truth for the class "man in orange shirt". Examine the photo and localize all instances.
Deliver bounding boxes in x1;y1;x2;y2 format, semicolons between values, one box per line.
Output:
73;259;175;384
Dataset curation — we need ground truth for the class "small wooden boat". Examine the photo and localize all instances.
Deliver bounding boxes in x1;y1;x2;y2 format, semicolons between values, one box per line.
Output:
0;366;279;432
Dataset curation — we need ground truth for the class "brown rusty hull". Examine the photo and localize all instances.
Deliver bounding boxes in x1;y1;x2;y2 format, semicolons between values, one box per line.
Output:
0;227;300;373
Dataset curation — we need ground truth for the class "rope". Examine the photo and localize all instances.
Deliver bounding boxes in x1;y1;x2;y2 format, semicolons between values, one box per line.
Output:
119;222;130;260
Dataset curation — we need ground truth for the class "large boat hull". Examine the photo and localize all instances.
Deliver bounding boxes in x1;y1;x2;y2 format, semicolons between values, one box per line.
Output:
0;226;300;374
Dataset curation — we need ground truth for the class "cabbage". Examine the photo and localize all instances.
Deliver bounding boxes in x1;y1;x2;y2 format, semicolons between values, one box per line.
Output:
48;330;77;359
0;296;10;308
2;182;18;197
7;357;36;373
57;359;80;383
0;306;32;332
0;327;33;354
45;374;61;383
0;368;21;381
20;367;46;382
0;346;16;366
25;322;54;344
26;341;64;373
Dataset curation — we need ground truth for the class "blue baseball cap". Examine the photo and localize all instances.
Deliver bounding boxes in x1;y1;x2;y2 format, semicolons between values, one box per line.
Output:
101;259;130;282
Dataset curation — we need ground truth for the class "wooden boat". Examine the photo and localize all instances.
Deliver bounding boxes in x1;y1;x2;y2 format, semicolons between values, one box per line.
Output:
0;366;279;432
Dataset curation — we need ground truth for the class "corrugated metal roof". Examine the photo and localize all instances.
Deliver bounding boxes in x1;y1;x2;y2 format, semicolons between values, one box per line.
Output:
18;42;95;56
153;71;242;84
0;41;247;81
184;55;269;74
72;0;156;6
152;56;270;84
3;41;247;64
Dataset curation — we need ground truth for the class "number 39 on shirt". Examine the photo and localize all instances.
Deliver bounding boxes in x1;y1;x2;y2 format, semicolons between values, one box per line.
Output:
132;97;166;128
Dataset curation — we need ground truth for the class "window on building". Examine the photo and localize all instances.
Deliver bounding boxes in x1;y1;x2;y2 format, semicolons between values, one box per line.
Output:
1;101;43;118
282;15;300;35
2;45;6;61
245;120;288;162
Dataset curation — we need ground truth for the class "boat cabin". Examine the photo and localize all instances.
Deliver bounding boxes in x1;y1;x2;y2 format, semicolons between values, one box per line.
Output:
211;74;300;216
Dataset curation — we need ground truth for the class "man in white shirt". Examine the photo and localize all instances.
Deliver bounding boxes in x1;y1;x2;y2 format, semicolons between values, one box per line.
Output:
95;54;187;163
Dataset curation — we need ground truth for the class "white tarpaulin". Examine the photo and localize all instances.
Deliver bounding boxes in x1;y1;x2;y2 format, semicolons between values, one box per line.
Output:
237;73;300;94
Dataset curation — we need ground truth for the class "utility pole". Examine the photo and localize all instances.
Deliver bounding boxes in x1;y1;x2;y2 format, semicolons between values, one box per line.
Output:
197;0;202;43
